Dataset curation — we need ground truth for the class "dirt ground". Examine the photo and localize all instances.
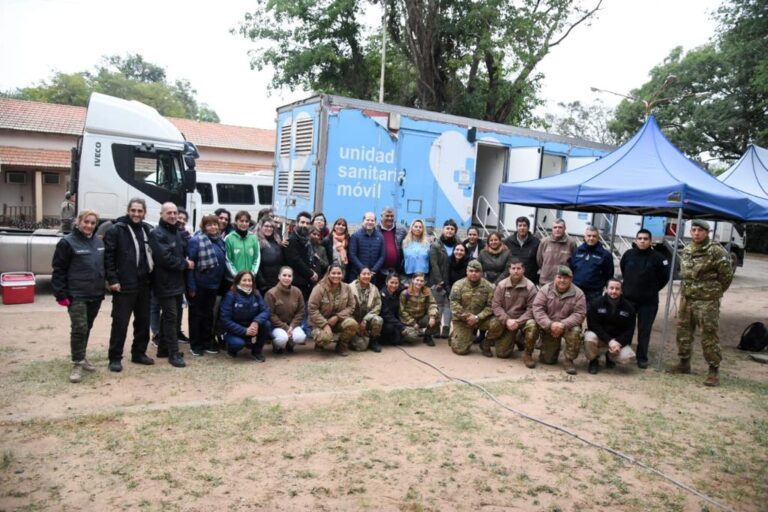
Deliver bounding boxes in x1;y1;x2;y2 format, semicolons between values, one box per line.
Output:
0;256;766;511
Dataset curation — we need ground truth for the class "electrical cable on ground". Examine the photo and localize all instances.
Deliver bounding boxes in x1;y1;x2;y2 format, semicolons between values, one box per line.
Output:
395;345;735;512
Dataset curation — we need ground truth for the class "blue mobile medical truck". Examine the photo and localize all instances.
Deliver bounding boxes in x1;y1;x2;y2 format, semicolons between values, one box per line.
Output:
273;94;611;232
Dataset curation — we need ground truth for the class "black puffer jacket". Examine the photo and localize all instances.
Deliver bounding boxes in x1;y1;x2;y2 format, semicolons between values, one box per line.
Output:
51;227;105;301
380;285;405;332
104;215;152;291
148;219;187;297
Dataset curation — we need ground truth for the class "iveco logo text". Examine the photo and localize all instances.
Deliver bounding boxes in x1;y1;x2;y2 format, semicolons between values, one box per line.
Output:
94;142;101;167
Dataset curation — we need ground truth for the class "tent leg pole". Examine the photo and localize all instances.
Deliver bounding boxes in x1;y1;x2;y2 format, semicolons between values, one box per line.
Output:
609;213;618;256
657;208;684;372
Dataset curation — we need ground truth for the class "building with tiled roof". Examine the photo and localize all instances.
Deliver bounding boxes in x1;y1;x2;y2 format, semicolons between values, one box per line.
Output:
0;97;275;223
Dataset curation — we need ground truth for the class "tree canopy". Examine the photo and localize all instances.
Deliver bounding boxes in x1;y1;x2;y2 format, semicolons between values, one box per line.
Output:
235;0;601;126
5;54;219;122
608;0;767;162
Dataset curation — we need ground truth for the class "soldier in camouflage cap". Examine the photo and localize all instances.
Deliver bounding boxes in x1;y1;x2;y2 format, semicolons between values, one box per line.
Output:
449;260;503;355
400;273;440;346
669;219;733;386
532;265;587;374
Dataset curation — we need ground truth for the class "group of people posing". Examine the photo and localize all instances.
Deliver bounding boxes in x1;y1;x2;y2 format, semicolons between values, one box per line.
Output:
52;200;733;387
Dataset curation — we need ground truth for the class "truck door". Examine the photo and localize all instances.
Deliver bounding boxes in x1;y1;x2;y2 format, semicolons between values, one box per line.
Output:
395;130;440;230
501;147;542;233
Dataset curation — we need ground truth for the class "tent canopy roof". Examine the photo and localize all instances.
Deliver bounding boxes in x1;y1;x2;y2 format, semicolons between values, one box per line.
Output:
499;116;766;222
718;144;768;199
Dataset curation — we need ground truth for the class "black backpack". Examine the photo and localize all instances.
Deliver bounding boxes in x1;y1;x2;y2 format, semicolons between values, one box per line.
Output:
738;322;768;352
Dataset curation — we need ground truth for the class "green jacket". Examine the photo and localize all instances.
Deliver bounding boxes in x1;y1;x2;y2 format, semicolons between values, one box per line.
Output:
225;231;261;278
680;237;733;301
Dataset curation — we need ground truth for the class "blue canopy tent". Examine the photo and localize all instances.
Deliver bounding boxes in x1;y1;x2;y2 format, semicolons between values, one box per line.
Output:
498;116;768;369
498;116;762;221
718;144;768;198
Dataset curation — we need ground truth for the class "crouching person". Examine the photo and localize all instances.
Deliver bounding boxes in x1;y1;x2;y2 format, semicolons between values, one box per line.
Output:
400;273;440;346
308;263;358;356
219;271;271;362
265;267;307;354
449;260;502;355
488;259;539;363
532;266;587;374
350;268;384;352
584;279;636;374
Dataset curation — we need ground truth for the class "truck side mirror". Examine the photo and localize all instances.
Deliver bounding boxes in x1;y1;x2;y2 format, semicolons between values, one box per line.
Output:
183;170;196;193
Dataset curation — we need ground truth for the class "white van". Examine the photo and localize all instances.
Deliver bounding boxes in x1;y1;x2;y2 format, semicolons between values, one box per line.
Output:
194;171;274;220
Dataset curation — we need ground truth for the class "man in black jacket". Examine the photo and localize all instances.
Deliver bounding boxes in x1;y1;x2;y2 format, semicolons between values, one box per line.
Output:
148;202;193;368
285;211;318;300
504;216;540;284
104;198;155;372
619;229;669;369
584;279;636;374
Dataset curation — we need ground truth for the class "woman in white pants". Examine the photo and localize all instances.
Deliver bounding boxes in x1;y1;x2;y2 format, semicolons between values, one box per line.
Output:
264;267;307;353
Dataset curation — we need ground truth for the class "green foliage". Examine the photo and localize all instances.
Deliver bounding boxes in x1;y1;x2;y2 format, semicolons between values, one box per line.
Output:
609;0;767;161
7;53;219;122
235;0;601;125
543;100;617;145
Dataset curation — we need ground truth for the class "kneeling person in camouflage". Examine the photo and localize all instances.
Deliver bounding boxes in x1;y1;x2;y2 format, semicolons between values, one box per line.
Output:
400;273;439;346
349;268;384;352
532;266;587;374
308;263;359;356
489;258;539;363
449;260;502;355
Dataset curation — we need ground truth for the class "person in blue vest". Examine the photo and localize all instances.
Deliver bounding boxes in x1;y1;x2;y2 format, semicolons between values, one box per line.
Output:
219;270;272;361
51;209;106;383
571;226;614;304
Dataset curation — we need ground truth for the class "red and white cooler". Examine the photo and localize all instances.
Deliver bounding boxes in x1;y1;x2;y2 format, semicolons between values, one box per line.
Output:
1;272;36;305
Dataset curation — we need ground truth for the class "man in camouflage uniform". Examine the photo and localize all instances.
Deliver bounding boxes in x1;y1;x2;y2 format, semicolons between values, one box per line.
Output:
532;265;587;374
449;260;503;355
669;219;734;386
488;258;539;362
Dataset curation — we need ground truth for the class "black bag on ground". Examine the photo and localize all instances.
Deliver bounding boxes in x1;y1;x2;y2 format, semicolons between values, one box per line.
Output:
737;322;768;352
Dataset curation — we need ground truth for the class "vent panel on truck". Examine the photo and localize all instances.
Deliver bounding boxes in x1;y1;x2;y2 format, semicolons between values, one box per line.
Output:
293;170;311;197
295;118;314;154
279;129;291;157
277;169;290;195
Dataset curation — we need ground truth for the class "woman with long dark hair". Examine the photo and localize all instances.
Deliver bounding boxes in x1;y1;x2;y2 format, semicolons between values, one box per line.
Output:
307;263;358;356
219;271;271;361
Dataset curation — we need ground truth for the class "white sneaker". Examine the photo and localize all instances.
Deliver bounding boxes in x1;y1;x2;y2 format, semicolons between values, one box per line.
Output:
69;362;83;383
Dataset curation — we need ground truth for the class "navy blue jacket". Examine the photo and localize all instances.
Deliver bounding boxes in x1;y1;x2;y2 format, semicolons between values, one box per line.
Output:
186;233;226;293
571;242;614;293
587;295;636;346
51;227;105;301
348;228;385;279
149;220;187;297
219;289;271;337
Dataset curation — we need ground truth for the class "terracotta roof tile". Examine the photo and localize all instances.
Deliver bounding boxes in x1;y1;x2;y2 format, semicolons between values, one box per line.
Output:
0;98;276;153
170;118;275;152
0;98;86;135
0;146;70;169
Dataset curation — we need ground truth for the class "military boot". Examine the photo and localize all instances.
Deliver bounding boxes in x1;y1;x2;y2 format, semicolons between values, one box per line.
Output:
336;340;350;357
704;366;720;387
563;359;577;375
588;358;599;374
666;358;691;374
369;337;382;353
523;352;536;369
480;337;493;358
423;334;435;347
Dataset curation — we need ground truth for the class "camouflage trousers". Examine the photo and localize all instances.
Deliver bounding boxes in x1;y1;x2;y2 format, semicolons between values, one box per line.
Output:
350;315;383;351
450;317;503;355
402;315;440;343
68;299;103;362
486;319;540;358
676;296;722;366
312;318;359;349
539;326;583;364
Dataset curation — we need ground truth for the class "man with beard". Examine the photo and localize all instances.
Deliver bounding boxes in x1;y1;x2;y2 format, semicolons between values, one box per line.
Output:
504;216;540;284
285;211;319;300
429;219;459;338
537;218;576;285
104;198;155;372
584;279;636;374
489;259;539;364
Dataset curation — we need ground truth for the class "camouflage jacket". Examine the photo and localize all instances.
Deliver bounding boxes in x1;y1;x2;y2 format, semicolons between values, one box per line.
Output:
680;237;733;301
400;288;439;326
449;277;494;322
